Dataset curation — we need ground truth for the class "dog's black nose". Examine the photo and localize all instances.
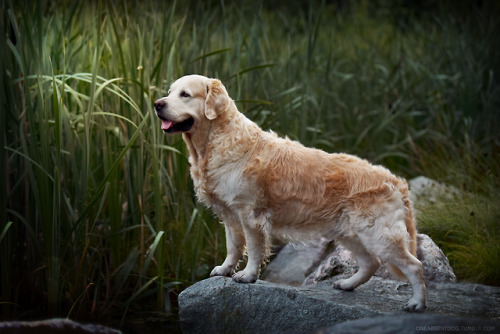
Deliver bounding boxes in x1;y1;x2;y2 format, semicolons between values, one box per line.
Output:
154;99;166;111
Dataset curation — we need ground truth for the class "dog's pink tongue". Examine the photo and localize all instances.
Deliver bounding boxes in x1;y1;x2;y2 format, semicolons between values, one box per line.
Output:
161;120;173;130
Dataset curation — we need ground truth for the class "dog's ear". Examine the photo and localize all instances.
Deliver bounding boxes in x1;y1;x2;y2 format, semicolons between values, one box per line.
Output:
205;79;230;120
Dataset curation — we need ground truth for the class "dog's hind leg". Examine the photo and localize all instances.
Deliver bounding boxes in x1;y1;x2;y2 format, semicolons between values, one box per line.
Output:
368;207;426;312
210;221;245;277
357;212;426;312
333;237;381;291
379;248;426;312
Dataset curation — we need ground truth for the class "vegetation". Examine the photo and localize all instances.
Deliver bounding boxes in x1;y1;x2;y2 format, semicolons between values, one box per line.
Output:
416;188;500;286
1;0;499;328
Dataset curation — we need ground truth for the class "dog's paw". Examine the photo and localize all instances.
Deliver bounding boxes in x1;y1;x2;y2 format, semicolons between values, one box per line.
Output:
210;265;233;277
404;298;426;313
332;279;355;291
232;270;258;283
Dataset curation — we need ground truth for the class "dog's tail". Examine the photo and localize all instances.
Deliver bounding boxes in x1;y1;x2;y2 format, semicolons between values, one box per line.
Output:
400;178;417;256
387;179;418;281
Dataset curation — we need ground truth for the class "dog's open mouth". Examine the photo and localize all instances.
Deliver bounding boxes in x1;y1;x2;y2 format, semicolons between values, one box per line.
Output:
160;117;194;133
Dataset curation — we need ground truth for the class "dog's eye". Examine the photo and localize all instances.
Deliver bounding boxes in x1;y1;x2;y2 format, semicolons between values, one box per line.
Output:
180;91;191;98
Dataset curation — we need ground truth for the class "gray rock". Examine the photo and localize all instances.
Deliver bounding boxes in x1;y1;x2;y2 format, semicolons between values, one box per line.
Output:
261;238;334;286
416;233;456;283
0;319;121;334
180;176;486;333
409;176;460;206
266;233;455;286
179;276;381;334
317;314;500;334
302;243;359;285
178;276;500;334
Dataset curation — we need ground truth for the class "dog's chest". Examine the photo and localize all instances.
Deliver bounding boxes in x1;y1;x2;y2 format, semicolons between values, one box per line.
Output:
211;165;248;204
193;160;257;209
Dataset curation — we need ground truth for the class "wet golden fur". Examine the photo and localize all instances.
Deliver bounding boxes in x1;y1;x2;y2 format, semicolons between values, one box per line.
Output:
154;75;426;312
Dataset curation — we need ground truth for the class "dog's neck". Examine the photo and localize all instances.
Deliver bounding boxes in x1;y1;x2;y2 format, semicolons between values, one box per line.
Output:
183;103;261;169
182;125;211;166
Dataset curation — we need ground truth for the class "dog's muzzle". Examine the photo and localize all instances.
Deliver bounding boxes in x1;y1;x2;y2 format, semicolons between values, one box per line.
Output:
154;98;194;133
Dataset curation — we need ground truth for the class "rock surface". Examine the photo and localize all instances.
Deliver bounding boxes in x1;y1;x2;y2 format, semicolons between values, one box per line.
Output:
416;233;457;283
318;314;500;334
408;176;460;205
179;176;494;333
263;233;456;286
0;319;121;334
262;238;334;286
178;276;500;334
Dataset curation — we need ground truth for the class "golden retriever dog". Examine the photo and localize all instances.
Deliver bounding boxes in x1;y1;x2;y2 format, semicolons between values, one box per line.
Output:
154;75;426;312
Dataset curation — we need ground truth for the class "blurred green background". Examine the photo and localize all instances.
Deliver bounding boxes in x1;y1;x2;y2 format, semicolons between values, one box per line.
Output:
1;0;499;330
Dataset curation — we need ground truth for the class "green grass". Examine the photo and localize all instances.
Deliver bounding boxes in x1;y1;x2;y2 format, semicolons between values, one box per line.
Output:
1;0;499;327
416;187;500;286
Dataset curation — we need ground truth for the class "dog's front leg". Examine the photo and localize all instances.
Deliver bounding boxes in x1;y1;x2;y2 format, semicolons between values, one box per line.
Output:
210;222;245;277
232;223;267;283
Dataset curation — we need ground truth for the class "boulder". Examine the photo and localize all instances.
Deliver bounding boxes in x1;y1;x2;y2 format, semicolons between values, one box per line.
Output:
408;176;460;205
302;242;359;285
261;237;334;286
264;233;456;286
180;176;489;333
0;319;121;334
416;233;457;283
317;314;500;334
178;276;500;334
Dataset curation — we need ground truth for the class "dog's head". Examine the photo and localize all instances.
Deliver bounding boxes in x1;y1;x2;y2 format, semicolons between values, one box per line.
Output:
154;75;231;134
